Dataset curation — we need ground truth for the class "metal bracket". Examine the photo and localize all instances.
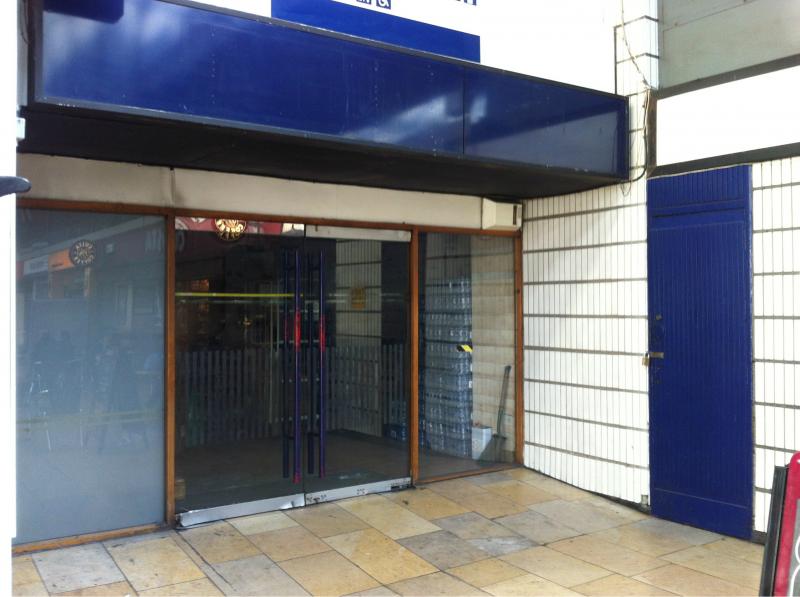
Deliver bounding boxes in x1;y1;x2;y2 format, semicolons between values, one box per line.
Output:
0;176;31;196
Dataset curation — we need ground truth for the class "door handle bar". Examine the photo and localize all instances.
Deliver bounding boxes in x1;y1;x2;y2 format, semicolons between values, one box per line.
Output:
281;251;290;480
319;250;327;478
306;253;315;477
293;250;302;484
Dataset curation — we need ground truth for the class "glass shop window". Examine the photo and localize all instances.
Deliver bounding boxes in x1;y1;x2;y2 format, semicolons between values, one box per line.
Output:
418;233;516;479
15;209;166;544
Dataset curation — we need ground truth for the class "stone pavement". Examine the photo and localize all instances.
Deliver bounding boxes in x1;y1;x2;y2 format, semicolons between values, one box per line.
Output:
13;468;764;596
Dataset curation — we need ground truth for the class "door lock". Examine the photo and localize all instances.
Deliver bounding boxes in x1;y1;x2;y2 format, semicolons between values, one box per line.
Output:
642;351;665;366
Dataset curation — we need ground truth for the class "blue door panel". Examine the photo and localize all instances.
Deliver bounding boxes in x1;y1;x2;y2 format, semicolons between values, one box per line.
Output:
647;166;753;539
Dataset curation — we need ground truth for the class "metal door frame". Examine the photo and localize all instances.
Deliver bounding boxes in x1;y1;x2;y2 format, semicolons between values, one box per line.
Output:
176;476;412;527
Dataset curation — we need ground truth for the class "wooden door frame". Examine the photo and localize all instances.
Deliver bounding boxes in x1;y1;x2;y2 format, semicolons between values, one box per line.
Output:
412;228;525;484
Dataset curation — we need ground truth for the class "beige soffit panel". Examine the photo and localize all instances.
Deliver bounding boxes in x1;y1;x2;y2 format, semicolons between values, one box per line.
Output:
17;154;484;228
17;154;172;206
306;225;412;242
172;168;483;228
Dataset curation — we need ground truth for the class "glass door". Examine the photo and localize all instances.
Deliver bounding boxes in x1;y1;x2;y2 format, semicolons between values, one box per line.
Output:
302;232;411;502
174;219;410;526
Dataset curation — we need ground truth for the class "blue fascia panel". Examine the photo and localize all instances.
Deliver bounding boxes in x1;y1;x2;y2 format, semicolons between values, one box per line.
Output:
464;69;628;175
36;0;628;178
38;0;465;154
271;0;481;63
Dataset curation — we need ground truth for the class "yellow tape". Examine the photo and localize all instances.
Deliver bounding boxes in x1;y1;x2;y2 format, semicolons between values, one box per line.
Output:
175;292;293;299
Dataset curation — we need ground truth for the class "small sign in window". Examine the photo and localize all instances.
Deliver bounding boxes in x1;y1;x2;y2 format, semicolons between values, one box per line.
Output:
351;287;367;310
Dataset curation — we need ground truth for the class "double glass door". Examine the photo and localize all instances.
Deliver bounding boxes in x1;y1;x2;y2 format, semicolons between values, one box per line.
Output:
174;219;410;525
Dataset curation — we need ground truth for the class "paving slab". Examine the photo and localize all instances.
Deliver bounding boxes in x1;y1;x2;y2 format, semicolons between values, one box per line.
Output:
389;572;487;596
530;500;631;534
467;536;538;557
631;519;721;546
436;512;517;540
248;525;330;562
279;550;381;596
572;573;676;596
214;554;308;596
483;481;558;506
55;580;137;596
634;563;753;596
227;511;298;536
105;535;205;592
178;521;260;564
12;556;48;597
447;558;528;588
549;535;666;576
325;529;437;585
399;530;489;569
483;573;581;596
287;502;369;538
496;510;582;544
662;545;761;591
500;546;611;588
386;487;469;521
338;495;440;539
591;524;694;557
138;578;223;596
34;544;125;594
704;538;764;565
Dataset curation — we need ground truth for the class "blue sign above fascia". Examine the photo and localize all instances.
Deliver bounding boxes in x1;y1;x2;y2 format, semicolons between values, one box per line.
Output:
271;0;481;62
33;0;628;180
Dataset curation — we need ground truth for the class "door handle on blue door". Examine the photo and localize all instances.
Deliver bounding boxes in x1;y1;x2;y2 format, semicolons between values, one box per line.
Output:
642;351;665;366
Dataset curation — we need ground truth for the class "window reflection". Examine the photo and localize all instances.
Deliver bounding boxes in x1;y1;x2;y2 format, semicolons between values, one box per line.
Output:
419;233;516;479
15;209;166;544
173;222;411;512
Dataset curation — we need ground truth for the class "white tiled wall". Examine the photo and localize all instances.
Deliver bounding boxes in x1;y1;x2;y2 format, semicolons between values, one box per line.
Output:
522;183;650;504
335;240;382;345
752;157;800;533
525;152;800;525
521;0;656;505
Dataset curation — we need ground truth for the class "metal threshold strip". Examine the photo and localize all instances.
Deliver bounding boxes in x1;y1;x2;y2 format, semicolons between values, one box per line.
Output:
177;494;305;527
305;477;411;505
176;477;411;528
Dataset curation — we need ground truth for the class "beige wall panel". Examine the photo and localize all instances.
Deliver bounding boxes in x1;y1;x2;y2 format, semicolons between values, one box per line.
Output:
172;168;482;227
660;0;800;87
18;154;172;206
18;154;483;228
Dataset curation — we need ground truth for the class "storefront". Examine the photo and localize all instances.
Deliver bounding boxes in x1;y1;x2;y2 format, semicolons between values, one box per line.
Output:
14;200;522;547
13;0;627;549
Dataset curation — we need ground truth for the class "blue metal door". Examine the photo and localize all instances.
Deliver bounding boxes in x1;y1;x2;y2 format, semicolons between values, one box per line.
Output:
647;166;753;538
